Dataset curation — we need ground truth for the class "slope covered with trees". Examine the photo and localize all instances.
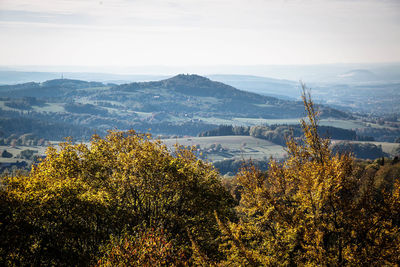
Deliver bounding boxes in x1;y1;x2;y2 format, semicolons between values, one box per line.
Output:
1;89;399;266
0;131;235;265
199;124;373;146
214;90;400;265
0;75;353;140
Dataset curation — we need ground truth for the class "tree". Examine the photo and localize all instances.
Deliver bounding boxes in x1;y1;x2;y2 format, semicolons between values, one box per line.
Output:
97;228;188;266
1;149;12;158
19;149;37;160
217;86;400;266
0;130;235;266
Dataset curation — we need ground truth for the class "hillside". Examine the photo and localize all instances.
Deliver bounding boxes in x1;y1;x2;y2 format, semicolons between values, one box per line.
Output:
208;74;400;115
0;70;168;85
0;74;354;140
109;74;308;118
207;74;299;99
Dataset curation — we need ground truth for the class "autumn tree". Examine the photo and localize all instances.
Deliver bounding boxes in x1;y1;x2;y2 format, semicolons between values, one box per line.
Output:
97;228;188;266
217;87;400;266
0;130;235;266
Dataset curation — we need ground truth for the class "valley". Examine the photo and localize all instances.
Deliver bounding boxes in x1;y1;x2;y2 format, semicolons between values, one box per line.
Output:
0;73;399;175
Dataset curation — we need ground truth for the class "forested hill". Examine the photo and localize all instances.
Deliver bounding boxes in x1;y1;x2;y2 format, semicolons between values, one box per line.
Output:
115;74;279;103
110;74;350;119
0;74;354;139
0;79;104;98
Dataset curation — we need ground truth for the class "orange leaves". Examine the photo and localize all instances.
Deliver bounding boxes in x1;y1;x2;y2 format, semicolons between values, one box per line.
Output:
1;129;235;265
217;87;400;265
97;228;188;267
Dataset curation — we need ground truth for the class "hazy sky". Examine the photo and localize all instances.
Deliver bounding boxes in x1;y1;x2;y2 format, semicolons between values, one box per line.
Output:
0;0;399;67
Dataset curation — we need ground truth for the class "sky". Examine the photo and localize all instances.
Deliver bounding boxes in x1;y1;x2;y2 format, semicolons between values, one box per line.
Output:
0;0;399;68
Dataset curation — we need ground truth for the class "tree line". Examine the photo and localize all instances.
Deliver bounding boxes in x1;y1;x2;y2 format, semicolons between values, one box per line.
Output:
199;124;374;146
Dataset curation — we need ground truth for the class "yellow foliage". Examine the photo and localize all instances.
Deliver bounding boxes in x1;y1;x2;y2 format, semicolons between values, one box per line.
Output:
0;130;235;266
217;86;400;266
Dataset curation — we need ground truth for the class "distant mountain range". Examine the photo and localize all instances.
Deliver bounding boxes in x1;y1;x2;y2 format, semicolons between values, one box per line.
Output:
1;66;399;115
0;74;306;118
0;74;351;138
206;74;299;100
0;70;169;85
2;63;399;83
1;69;399;115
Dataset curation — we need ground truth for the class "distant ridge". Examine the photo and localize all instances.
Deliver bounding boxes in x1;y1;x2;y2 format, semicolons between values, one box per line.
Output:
0;79;104;98
207;74;299;100
115;74;281;104
337;69;377;81
0;74;352;139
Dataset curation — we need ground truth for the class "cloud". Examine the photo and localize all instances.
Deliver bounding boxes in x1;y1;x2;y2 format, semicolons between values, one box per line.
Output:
0;0;399;65
1;0;399;31
0;10;94;25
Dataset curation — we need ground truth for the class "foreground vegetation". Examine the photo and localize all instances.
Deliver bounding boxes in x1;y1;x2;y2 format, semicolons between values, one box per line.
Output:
216;92;400;265
1;91;399;266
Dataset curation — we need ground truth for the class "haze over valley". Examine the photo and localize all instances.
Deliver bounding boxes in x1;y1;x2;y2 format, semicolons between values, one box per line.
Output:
2;0;400;265
1;71;399;175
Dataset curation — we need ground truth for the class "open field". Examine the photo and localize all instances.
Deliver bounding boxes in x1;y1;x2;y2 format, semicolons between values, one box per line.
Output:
199;117;369;129
319;119;366;129
33;103;65;113
0;145;47;158
162;135;286;161
1;137;398;169
0;136;285;167
232;117;302;126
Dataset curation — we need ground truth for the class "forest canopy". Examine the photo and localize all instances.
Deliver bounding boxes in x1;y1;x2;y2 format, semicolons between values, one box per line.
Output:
0;130;235;265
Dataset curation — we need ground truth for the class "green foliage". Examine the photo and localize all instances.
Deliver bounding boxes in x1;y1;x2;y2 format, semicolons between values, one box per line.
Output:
64;102;109;116
200;124;370;147
213;158;269;176
0;75;311;139
18;149;37;160
199;125;250;137
332;141;387;159
356;126;400;143
1;83;399;265
0;113;97;141
1;150;12;158
0;130;235;265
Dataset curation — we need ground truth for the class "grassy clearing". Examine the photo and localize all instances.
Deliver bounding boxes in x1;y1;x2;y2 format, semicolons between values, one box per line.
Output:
134;111;153;119
0;145;47;164
229;117;369;129
194;117;304;127
253;104;276;108
0;157;31;164
193;116;237;125
0;101;21;112
77;86;111;92
33;103;65;113
233;117;303;126
162;136;286;161
319;119;366;129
